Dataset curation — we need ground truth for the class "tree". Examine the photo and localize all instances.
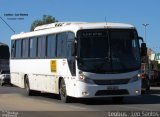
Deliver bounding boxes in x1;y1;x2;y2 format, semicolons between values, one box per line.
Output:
30;15;58;31
150;60;159;70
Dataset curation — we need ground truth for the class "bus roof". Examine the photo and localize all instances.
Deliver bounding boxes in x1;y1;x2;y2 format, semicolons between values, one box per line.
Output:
11;22;135;40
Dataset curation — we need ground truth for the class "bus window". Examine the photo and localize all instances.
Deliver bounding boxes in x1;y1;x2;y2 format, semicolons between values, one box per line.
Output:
47;34;56;58
11;40;16;59
22;39;29;58
29;37;37;58
38;36;46;58
57;33;67;58
15;40;22;58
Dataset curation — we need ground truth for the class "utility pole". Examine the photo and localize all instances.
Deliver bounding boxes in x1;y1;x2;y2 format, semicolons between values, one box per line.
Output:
142;24;149;43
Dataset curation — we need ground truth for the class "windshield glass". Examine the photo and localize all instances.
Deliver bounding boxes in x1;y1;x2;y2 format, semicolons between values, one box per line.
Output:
78;31;108;58
77;29;141;73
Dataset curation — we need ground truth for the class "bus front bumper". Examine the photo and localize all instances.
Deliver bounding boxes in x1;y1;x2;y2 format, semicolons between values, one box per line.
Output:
74;80;141;98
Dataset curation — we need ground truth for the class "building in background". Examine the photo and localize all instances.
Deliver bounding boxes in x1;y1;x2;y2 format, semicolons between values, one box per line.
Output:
154;53;160;64
147;48;160;64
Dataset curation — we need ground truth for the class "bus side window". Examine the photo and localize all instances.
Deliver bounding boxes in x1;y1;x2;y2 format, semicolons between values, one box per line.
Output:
11;40;16;59
67;32;76;76
38;36;46;58
15;39;22;58
57;33;67;58
22;38;29;58
29;37;37;58
67;32;75;58
47;34;56;58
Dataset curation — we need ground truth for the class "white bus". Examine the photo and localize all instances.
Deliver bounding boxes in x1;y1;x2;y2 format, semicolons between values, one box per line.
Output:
10;22;146;103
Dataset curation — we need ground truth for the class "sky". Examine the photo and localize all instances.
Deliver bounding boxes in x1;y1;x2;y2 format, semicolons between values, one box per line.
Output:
0;0;160;53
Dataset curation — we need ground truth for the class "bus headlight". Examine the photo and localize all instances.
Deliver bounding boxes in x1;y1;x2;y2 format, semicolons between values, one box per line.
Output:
79;72;95;84
129;75;140;83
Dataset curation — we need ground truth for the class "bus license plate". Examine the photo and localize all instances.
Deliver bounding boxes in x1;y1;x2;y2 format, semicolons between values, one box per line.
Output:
107;86;119;90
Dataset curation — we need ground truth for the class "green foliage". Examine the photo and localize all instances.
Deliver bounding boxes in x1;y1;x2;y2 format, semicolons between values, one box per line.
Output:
158;64;160;70
30;15;58;31
150;60;159;70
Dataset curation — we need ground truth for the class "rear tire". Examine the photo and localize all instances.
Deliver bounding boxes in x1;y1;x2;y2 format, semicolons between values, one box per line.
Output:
24;76;35;96
59;78;70;103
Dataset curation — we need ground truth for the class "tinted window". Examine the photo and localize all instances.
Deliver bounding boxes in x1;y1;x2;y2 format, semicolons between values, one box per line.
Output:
66;32;76;76
57;33;67;58
29;37;37;58
67;32;75;58
15;40;22;58
38;36;46;58
22;39;29;58
78;31;107;58
67;32;75;41
11;40;16;58
47;34;56;58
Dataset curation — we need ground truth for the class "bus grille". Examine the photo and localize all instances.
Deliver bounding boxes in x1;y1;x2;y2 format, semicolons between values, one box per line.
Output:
93;79;130;85
95;89;129;96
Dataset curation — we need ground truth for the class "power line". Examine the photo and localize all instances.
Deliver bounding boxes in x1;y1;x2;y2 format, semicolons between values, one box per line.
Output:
0;16;15;34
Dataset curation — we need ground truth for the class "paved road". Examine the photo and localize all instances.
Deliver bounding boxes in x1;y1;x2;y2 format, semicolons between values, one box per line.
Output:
0;86;160;117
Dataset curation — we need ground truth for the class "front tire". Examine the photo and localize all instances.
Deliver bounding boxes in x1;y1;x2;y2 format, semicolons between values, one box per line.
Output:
59;78;70;103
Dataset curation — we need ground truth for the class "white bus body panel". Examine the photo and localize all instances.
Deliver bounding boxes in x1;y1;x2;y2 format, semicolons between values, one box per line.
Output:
10;59;74;94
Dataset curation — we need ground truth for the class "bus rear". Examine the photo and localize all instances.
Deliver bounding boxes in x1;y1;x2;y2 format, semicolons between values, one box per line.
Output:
0;43;10;72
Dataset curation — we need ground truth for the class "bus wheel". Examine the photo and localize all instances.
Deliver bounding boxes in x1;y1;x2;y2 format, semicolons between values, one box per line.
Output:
24;76;34;96
112;97;124;103
59;78;70;103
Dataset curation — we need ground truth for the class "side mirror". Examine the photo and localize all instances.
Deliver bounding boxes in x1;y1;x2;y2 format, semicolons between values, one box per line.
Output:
71;42;77;56
139;37;144;42
141;43;147;56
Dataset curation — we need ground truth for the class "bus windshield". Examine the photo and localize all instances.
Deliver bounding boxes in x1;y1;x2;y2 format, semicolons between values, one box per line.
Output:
77;29;141;73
